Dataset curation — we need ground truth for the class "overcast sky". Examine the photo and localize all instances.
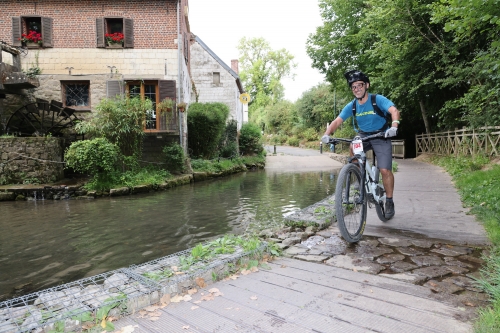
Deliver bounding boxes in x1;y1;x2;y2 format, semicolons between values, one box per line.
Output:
188;0;326;102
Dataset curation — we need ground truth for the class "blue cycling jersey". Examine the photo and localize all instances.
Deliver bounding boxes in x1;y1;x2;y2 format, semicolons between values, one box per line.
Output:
338;93;395;132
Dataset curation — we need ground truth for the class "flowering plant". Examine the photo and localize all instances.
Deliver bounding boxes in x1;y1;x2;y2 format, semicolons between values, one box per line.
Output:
105;32;124;45
20;30;42;45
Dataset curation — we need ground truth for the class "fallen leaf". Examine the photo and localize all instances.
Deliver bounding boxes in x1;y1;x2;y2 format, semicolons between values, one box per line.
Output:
182;295;192;302
144;305;160;312
188;288;198;295
182;325;190;330
171;266;178;271
148;311;161;317
208;288;220;293
370;289;373;293
191;306;199;310
225;307;232;310
193;300;202;304
200;294;214;301
138;310;148;317
464;302;476;307
196;277;207;288
250;296;258;300
171;295;184;303
213;291;223;297
280;265;287;268
160;294;171;307
149;317;160;322
241;269;251;275
229;274;239;280
353;268;358;272
250;267;259;272
174;271;185;275
107;316;118;322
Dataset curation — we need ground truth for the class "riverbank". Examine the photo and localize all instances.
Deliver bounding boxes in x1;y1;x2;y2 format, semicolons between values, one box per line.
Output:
0;160;265;202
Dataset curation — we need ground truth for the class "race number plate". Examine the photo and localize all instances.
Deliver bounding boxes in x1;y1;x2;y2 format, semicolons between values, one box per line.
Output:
352;139;363;155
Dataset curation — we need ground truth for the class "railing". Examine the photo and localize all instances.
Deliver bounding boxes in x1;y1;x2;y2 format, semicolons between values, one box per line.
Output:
416;126;500;157
144;111;178;133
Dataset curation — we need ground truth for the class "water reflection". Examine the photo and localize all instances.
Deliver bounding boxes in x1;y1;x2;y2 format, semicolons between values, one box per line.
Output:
0;169;338;300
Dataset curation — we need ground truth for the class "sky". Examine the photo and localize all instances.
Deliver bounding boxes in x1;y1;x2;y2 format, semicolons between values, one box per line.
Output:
188;0;326;102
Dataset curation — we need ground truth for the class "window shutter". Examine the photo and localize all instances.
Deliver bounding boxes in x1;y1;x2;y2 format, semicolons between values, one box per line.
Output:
41;17;53;47
96;18;105;48
123;18;134;48
159;80;176;101
107;80;124;98
12;17;22;46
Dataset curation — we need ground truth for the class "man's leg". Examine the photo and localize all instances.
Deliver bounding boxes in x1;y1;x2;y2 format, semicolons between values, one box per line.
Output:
380;168;394;198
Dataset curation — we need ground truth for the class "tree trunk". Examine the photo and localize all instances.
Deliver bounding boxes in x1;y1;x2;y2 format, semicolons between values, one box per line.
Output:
419;99;430;134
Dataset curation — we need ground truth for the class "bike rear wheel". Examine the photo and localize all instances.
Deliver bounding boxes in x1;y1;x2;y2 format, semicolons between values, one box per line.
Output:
335;163;367;243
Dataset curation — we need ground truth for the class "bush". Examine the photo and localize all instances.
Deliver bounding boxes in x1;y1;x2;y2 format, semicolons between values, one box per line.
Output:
74;96;151;158
239;122;263;155
162;142;186;173
64;138;120;176
187;102;229;159
219;119;238;158
287;136;300;146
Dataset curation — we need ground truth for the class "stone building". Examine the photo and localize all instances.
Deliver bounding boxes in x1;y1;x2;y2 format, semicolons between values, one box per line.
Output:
190;35;247;130
0;0;192;158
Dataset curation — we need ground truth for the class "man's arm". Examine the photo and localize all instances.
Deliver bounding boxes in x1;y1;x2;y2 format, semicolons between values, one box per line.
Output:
388;106;400;129
324;116;344;136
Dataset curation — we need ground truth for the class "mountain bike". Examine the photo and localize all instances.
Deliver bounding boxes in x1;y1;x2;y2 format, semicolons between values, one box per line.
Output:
328;132;392;243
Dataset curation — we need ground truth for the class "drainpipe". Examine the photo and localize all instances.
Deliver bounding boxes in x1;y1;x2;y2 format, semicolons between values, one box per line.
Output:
177;0;183;149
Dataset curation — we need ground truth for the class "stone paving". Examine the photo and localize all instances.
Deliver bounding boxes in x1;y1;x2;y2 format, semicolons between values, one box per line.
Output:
261;194;490;310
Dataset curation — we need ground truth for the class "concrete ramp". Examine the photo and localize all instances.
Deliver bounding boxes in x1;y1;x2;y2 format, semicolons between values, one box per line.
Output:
114;257;473;333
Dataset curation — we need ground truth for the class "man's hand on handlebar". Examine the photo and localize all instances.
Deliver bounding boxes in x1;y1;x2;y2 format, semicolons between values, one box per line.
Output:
384;127;398;138
321;135;330;144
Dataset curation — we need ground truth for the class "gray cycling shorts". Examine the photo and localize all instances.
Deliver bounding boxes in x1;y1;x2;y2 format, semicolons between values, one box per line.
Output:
360;136;393;170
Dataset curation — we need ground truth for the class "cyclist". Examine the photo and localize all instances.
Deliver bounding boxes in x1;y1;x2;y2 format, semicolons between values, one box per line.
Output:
321;70;400;218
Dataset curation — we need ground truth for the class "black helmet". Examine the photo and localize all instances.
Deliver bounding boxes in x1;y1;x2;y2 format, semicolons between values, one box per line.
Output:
344;70;370;87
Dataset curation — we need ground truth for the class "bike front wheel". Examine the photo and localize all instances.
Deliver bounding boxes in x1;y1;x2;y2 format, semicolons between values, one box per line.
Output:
335;163;367;243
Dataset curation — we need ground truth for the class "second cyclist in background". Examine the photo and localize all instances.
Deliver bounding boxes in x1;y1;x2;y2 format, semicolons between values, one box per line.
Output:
321;70;401;218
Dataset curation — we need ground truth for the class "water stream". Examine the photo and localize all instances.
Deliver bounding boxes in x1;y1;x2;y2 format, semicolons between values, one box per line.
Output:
0;169;340;301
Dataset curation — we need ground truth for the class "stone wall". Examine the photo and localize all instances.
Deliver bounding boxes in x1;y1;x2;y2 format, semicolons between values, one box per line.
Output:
190;41;243;129
0;137;65;185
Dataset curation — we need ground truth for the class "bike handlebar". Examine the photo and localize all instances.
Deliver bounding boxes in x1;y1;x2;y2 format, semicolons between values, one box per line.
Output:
327;132;385;145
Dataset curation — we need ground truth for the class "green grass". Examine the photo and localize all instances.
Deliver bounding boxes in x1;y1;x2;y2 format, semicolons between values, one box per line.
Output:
430;155;500;332
83;167;170;191
191;155;265;173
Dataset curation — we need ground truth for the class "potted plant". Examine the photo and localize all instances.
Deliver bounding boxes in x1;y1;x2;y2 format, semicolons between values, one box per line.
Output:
20;30;42;47
177;102;187;112
157;98;174;113
105;32;124;48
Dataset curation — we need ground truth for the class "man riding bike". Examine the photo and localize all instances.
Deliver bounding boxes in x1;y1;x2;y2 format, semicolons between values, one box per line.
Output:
321;70;401;218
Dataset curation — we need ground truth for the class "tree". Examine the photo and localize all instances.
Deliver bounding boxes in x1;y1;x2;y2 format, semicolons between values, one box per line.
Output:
238;37;297;108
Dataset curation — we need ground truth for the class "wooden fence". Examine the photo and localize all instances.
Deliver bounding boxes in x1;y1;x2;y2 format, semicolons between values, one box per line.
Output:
416;126;500;157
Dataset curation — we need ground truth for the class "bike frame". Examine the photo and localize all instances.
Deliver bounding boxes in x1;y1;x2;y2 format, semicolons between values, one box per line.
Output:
331;132;386;206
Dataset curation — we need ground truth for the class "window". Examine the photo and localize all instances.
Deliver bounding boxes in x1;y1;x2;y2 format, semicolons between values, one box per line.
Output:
12;17;53;48
126;81;158;130
213;72;220;85
61;81;90;109
123;80;177;132
96;18;134;48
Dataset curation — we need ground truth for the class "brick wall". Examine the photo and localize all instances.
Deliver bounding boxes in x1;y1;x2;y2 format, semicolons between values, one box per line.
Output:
0;137;65;184
0;0;188;49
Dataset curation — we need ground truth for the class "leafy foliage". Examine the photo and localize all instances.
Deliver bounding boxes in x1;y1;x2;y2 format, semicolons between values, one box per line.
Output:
239;122;263;156
75;96;151;159
187;102;229;159
219;119;239;158
238;37;297;108
162;142;186;173
64;138;120;176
